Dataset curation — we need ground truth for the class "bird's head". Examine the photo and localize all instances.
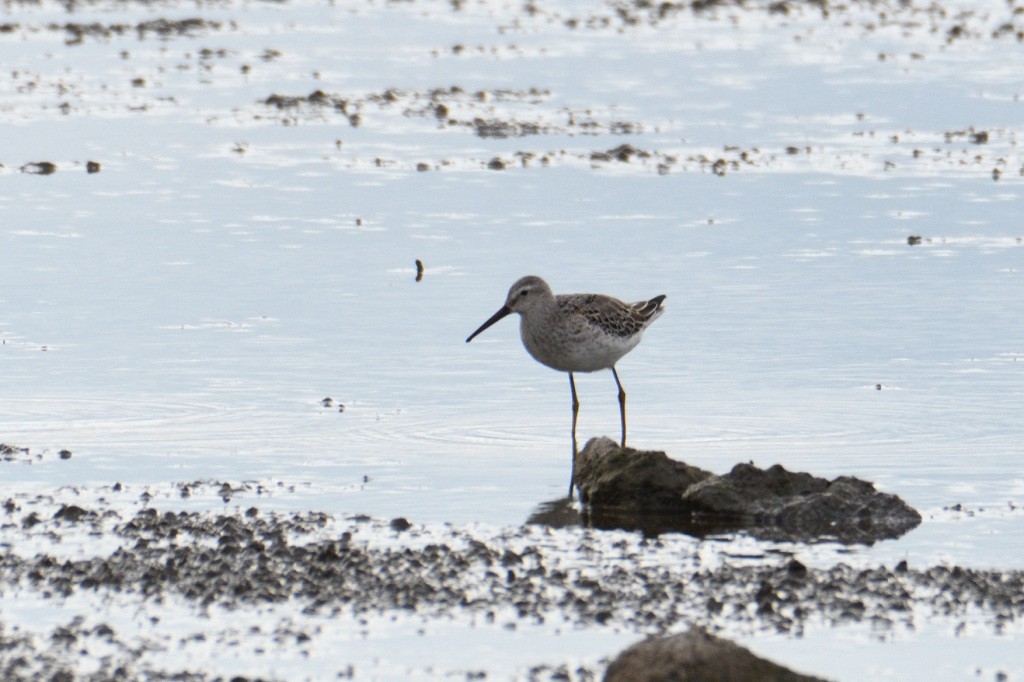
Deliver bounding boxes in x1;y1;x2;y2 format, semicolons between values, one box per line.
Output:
466;275;553;343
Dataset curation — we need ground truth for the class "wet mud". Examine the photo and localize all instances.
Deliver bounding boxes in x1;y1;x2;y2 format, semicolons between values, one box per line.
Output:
2;478;1023;680
2;0;1022;178
53;17;221;44
253;83;1018;177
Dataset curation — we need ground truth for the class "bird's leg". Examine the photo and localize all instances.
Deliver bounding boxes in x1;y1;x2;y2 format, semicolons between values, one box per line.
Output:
612;366;626;448
568;372;580;498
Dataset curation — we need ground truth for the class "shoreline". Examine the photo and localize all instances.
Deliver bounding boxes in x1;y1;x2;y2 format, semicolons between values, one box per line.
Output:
2;490;1021;680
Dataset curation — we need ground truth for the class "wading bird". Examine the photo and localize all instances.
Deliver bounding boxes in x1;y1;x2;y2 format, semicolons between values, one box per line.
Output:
466;275;665;495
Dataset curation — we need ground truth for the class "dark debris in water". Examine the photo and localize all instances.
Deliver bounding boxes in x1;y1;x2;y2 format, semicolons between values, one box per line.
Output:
319;396;346;412
19;161;57;175
4;0;1021;178
2;501;1022;633
1;443;74;463
0;610;284;682
16;161;103;175
0;485;1022;679
259;86;558;137
1;443;32;461
46;16;221;44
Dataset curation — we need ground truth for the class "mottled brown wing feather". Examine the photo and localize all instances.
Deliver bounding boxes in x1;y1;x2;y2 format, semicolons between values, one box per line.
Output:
559;294;660;338
556;292;666;338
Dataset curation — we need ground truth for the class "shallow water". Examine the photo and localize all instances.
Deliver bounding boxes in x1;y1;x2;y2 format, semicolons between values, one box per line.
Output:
2;0;1023;679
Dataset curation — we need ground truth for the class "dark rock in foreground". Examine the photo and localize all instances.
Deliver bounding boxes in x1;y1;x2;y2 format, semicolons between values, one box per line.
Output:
575;437;921;543
605;627;830;682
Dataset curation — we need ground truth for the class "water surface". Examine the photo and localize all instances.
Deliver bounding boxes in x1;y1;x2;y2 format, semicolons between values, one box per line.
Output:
2;0;1023;678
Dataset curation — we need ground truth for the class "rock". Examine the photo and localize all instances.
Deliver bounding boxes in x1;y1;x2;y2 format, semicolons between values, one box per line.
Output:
576;437;713;511
389;517;412;532
683;463;922;543
54;505;90;523
575;437;921;543
604;626;830;682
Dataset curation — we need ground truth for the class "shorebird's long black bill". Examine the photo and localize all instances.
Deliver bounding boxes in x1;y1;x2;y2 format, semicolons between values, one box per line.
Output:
466;305;512;343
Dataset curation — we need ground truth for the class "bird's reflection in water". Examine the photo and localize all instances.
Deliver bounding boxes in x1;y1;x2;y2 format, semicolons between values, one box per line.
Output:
526;498;733;540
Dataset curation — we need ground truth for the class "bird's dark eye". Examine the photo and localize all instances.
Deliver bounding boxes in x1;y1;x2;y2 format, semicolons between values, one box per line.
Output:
519;290;529;298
